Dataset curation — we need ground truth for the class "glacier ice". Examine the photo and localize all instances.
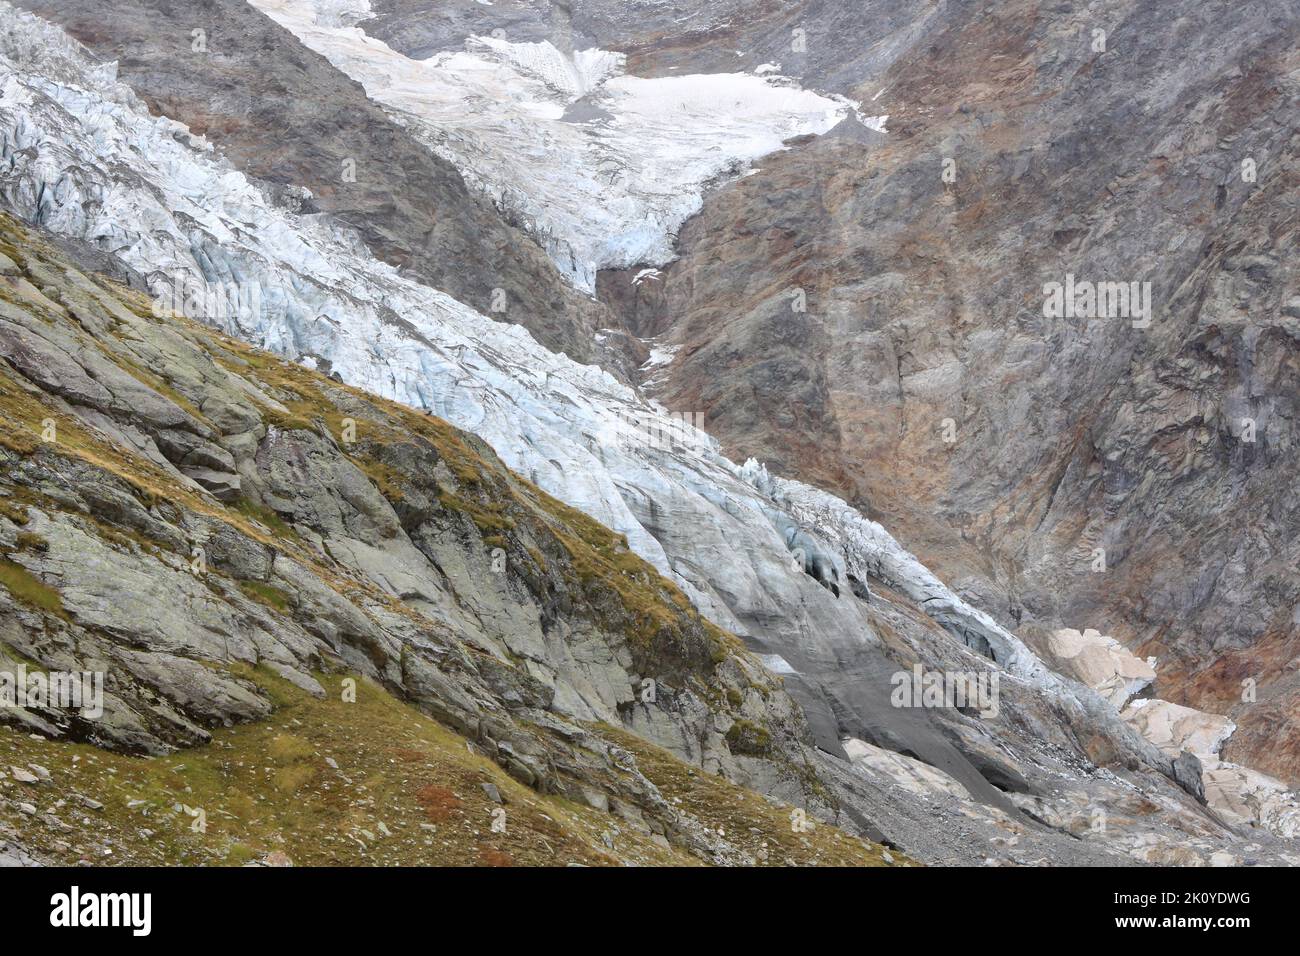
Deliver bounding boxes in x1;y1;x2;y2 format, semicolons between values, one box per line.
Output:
249;0;869;292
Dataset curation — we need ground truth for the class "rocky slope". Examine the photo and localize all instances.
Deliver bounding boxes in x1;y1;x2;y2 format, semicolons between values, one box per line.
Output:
0;208;1286;867
0;212;899;866
1;0;1297;866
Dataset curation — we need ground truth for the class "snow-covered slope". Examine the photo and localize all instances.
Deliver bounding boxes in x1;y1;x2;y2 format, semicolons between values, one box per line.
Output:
249;0;879;291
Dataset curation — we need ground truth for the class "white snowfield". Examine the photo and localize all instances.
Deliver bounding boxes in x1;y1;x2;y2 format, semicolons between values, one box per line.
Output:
249;0;876;292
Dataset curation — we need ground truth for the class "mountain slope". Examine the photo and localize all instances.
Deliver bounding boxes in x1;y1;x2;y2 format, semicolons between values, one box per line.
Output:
589;0;1300;787
0;211;900;866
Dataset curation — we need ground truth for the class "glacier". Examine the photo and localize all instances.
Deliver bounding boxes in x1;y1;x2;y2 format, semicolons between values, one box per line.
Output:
249;0;877;292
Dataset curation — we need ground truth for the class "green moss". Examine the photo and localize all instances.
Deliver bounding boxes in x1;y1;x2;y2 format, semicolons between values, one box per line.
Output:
596;723;899;867
524;545;548;573
13;531;47;553
0;558;63;616
438;488;516;534
262;408;316;432
352;455;407;503
238;580;294;614
725;719;773;756
225;843;258;866
232;498;298;542
0;669;659;866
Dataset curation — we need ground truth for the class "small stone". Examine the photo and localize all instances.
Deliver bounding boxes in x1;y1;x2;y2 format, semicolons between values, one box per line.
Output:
9;766;38;785
480;782;503;804
264;851;294;867
324;756;339;769
18;803;36;815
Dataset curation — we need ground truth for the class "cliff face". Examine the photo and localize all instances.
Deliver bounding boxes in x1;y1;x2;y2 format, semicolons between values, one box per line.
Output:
4;213;1290;866
587;0;1300;785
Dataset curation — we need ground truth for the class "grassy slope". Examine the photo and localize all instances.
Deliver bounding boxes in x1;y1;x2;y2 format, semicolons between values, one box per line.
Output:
0;670;896;866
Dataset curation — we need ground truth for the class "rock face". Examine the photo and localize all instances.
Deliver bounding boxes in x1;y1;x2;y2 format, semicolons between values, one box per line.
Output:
0;206;1225;867
579;0;1300;791
309;3;1300;795
0;212;868;862
1;1;1297;866
1123;700;1237;762
1122;699;1300;838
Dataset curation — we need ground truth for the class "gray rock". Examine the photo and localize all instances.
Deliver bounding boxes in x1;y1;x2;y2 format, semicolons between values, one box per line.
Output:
182;467;242;502
1172;751;1207;804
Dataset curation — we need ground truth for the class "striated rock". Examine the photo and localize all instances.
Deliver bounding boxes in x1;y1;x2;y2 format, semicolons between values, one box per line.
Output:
842;737;971;801
1049;628;1156;708
576;0;1300;794
182;467;242;502
0;213;890;863
1122;698;1300;837
1122;700;1236;761
1202;764;1300;838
